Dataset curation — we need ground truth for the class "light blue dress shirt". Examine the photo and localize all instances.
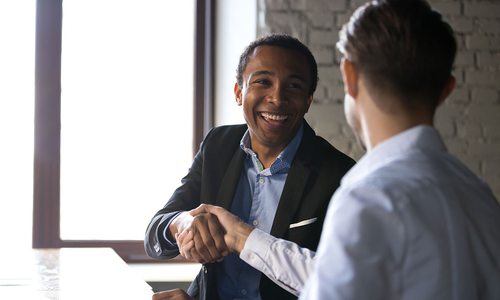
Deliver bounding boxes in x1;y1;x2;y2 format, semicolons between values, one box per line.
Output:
216;125;303;300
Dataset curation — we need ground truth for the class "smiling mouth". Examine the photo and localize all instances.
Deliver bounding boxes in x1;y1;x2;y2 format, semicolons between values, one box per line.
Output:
260;112;289;122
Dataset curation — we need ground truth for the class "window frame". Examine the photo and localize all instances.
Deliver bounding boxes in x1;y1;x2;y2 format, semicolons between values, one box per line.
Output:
32;0;215;263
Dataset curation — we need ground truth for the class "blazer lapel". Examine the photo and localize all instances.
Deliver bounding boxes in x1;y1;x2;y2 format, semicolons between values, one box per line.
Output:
216;148;245;210
270;158;311;238
270;121;315;238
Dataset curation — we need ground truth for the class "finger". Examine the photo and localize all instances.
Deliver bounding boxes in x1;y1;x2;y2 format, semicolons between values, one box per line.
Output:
178;231;194;259
180;237;195;258
176;229;190;246
207;214;229;256
189;203;209;216
191;228;212;263
193;214;226;261
176;231;187;257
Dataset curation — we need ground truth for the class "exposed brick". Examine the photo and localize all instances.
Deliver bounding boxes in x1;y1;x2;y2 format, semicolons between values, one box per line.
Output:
336;12;352;28
457;121;482;139
449;17;474;33
310;29;337;46
465;35;498;50
327;83;345;102
455;35;467;50
475;19;500;34
448;86;470;104
432;1;462;17
483;123;500;140
301;0;347;11
435;118;455;137
313;85;327;101
325;0;347;12
465;70;500;86
307;11;334;28
265;12;307;38
350;0;369;9
438;102;467;120
290;0;307;11
468;103;500;123
468;140;500;158
264;0;289;11
482;158;500;179
464;2;500;18
444;138;468;156
455;52;474;67
475;51;500;69
312;48;335;64
318;66;343;84
454;69;466;85
307;102;346;133
471;87;499;105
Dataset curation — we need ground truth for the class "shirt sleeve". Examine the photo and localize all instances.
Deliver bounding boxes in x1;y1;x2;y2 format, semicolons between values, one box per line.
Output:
299;184;406;300
240;228;316;296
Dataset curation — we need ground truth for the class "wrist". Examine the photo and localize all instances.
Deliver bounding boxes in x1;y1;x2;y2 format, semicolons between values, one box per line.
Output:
232;222;253;254
169;211;193;239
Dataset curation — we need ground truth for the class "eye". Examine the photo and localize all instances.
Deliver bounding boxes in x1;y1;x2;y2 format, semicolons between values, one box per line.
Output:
288;81;305;90
253;78;272;86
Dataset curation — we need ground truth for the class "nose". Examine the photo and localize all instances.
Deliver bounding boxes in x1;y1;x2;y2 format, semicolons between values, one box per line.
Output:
266;83;286;105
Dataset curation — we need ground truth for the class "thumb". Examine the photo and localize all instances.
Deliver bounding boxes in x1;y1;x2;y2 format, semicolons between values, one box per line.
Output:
189;203;214;216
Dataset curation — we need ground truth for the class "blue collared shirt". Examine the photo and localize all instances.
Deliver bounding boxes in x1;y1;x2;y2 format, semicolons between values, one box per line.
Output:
217;124;304;300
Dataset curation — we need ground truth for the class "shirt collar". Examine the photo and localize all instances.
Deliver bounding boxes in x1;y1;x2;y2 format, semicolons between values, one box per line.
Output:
342;125;447;186
240;123;304;174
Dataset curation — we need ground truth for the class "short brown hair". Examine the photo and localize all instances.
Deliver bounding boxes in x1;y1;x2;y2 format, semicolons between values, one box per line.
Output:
337;0;457;110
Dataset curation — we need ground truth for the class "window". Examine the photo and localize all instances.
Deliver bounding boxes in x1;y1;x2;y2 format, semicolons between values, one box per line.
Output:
33;0;214;262
0;0;36;253
59;0;194;241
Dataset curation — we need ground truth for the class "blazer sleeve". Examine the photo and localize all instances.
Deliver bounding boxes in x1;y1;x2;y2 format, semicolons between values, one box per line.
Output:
144;130;209;259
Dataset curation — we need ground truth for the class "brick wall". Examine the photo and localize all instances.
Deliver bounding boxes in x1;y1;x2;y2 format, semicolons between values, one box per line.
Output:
257;0;500;199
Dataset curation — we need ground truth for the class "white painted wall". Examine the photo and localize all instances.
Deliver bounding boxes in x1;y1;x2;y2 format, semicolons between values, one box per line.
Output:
214;0;257;126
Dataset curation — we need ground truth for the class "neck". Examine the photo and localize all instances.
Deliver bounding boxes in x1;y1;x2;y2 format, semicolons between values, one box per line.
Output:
361;97;434;151
251;143;283;169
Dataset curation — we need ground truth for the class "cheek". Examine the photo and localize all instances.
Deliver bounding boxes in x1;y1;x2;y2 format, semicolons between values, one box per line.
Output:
241;97;256;122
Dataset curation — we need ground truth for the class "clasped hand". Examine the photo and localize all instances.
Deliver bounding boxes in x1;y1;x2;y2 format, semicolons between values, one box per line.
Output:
173;204;252;264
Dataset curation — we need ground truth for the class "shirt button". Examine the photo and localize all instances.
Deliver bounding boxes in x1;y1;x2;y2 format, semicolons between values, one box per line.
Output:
252;220;259;226
241;289;247;295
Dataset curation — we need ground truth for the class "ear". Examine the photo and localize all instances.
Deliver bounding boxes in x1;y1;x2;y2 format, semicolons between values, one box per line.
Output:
304;95;313;113
340;59;358;98
234;82;243;106
437;76;456;106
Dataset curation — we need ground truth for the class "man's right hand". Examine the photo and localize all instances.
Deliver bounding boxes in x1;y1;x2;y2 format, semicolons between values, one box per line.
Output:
169;211;228;264
188;204;254;254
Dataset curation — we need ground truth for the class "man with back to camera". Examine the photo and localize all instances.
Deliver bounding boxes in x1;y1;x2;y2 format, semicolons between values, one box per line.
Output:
145;34;355;300
183;0;500;299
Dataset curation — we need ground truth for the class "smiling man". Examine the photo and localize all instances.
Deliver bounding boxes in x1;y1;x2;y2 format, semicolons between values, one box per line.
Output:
145;34;355;300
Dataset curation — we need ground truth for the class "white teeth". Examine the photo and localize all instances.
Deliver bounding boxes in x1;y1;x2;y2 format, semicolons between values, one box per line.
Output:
261;112;288;121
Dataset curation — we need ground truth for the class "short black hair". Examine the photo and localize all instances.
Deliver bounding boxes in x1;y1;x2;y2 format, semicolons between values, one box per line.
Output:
236;34;318;96
337;0;457;110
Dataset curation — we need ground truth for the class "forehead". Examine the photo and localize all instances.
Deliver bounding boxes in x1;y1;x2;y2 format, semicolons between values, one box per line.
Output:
243;45;310;79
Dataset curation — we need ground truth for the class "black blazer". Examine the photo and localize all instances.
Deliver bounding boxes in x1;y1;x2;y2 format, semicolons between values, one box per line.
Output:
145;121;355;300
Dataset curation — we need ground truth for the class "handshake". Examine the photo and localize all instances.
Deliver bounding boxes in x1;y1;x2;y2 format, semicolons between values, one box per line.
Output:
170;204;254;264
152;205;255;300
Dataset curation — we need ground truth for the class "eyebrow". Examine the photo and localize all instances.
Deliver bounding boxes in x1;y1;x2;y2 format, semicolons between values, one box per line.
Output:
248;70;308;82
